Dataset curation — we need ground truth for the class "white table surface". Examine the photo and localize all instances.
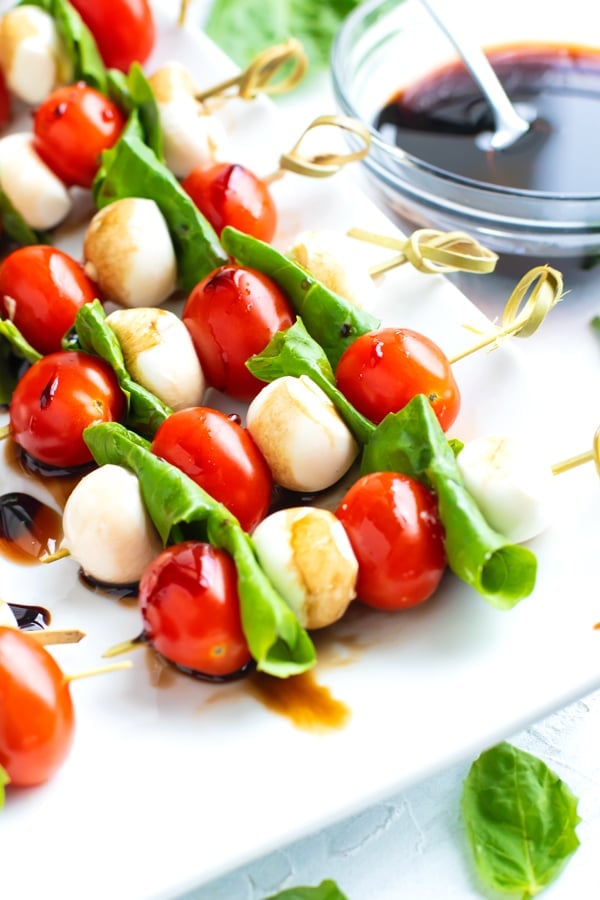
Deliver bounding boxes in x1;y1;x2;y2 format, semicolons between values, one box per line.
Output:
177;4;600;898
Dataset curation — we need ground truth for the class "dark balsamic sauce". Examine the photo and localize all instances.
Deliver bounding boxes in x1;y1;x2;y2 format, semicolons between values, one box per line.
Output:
8;602;51;631
0;491;62;564
375;44;600;193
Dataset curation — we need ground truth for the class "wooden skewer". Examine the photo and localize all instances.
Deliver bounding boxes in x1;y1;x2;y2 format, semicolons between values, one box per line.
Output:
552;426;600;477
29;628;86;646
65;660;133;683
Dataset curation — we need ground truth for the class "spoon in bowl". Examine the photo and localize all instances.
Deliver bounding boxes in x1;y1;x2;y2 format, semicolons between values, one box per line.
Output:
418;0;532;150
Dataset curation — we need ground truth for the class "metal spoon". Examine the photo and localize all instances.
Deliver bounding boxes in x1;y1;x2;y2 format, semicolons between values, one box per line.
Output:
418;0;531;150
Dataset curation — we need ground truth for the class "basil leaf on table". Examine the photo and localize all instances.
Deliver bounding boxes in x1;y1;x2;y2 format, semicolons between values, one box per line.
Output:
0;764;8;810
71;300;171;436
93;133;228;292
20;0;108;93
83;421;316;678
462;741;581;897
266;880;348;900
206;0;361;71
247;317;375;445
361;394;537;608
221;226;380;369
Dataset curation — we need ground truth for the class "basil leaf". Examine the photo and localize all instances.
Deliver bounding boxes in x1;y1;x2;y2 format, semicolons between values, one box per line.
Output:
93;133;228;292
83;421;316;677
247;317;376;446
0;188;48;247
0;320;43;405
221;226;380;369
266;881;348;900
591;315;600;335
361;394;537;608
107;64;163;160
72;300;171;436
462;742;581;897
206;0;361;71
20;0;107;93
0;764;8;809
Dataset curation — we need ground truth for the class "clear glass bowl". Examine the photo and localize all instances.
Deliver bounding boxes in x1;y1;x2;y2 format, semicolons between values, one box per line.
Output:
331;0;600;258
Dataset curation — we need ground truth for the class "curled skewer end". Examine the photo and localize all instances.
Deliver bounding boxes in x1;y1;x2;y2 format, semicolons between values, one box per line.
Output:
195;39;308;104
552;425;600;477
265;115;371;184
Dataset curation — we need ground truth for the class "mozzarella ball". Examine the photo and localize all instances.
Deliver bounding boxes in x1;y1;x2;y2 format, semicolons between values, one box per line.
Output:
83;198;178;308
0;5;71;103
148;62;228;178
287;230;376;309
0;598;17;628
457;434;556;544
0;133;71;229
246;375;359;493
61;464;163;585
253;506;358;629
106;307;205;411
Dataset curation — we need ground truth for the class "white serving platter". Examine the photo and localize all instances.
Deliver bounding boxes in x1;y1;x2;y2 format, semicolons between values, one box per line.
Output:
0;4;599;900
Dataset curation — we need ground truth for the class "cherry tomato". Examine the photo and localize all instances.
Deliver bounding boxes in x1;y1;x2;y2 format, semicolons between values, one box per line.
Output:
183;265;295;402
0;627;75;787
336;471;447;610
151;407;272;533
139;541;252;680
0;68;11;129
335;327;461;432
182;163;277;242
9;351;125;470
0;246;98;354
32;82;126;189
68;0;155;71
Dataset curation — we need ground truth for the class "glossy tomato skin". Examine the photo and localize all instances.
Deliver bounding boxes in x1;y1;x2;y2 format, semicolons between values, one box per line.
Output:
151;407;272;533
335;327;461;432
0;246;98;354
0;627;75;787
183;265;295;402
68;0;155;71
336;472;447;610
0;68;11;128
33;82;126;188
139;541;252;679
182;163;277;242
9;351;125;469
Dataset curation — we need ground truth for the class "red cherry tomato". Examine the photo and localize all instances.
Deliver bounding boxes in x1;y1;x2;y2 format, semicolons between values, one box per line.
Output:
336;471;447;610
68;0;155;71
0;246;98;354
0;627;75;787
0;68;11;128
33;82;126;189
151;407;272;533
335;327;461;432
139;541;252;680
182;163;277;242
9;351;125;469
183;265;295;402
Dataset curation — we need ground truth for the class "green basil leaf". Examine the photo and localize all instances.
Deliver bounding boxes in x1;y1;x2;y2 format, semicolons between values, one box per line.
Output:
247;317;376;446
266;880;348;900
221;226;380;369
206;0;361;71
107;63;163;160
462;741;581;897
20;0;108;93
0;764;8;809
72;300;171;436
83;421;316;677
0;320;43;405
0;188;48;247
591;315;600;335
361;394;537;608
93;133;228;292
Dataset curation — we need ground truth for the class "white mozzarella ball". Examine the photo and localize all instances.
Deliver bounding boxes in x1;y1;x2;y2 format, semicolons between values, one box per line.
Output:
246;375;359;493
83;198;178;308
253;506;358;629
61;464;163;585
0;133;71;229
148;62;228;178
457;434;556;544
287;230;376;309
0;5;71;103
106;307;205;411
0;598;17;628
